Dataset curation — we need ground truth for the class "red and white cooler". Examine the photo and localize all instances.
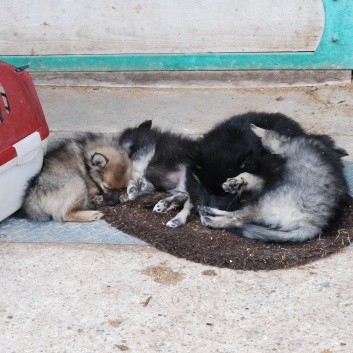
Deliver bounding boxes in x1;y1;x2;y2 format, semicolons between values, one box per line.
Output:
0;61;49;221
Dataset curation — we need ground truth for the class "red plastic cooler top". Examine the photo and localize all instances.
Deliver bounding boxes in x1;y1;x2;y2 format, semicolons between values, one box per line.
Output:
0;61;49;166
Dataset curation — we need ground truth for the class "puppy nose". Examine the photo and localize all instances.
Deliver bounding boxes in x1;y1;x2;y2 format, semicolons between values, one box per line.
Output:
103;191;121;206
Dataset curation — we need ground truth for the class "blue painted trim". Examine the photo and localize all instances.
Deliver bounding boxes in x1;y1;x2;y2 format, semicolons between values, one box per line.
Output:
0;0;352;71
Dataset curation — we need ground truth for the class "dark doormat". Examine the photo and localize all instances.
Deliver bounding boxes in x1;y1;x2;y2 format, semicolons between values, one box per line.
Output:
99;193;353;271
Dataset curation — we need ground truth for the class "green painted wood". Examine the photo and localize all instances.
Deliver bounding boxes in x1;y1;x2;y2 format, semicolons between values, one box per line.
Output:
1;0;352;71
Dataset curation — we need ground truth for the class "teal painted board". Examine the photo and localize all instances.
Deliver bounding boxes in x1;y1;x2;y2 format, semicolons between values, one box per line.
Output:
0;0;352;71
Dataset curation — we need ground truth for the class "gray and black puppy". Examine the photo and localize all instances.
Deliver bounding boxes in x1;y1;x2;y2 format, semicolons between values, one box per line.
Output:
200;125;350;242
187;112;307;211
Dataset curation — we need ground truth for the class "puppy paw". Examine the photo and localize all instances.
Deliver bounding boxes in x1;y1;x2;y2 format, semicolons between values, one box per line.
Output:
89;195;103;208
119;191;129;203
199;206;227;217
199;207;234;229
91;211;104;220
127;185;139;200
153;198;174;213
200;214;214;227
200;213;226;229
166;217;184;228
199;207;218;228
137;177;148;191
92;194;104;203
222;175;246;194
199;206;212;216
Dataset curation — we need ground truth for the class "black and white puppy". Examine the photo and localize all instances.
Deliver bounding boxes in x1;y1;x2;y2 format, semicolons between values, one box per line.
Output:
118;120;206;227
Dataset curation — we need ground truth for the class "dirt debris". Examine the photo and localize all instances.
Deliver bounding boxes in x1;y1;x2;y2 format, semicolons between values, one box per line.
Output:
99;193;353;271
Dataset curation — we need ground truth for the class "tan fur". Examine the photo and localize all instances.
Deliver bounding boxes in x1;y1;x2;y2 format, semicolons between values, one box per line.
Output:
23;133;132;222
63;210;104;222
88;144;132;192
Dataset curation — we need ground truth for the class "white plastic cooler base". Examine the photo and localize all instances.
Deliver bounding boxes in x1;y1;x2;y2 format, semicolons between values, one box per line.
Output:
0;132;48;222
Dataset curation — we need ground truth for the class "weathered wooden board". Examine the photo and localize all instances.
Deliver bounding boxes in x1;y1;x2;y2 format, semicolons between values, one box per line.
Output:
1;0;324;55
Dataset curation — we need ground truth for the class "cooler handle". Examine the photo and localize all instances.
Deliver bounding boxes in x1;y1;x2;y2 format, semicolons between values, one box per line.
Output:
13;132;42;165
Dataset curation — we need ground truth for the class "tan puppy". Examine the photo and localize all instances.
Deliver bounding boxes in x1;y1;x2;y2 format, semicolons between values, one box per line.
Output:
23;133;131;222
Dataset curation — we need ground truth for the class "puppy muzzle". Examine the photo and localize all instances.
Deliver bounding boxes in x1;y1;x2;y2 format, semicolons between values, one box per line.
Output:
103;191;121;206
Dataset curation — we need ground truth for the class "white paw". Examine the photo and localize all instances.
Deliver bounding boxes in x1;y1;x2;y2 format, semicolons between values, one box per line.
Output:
199;206;234;228
153;200;166;213
138;177;148;191
127;185;138;200
199;206;227;217
166;217;184;228
200;214;212;227
222;176;245;194
199;214;224;229
199;207;217;227
153;199;174;213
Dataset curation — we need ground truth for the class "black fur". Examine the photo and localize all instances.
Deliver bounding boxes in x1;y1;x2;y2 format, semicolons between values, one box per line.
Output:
119;120;198;191
119;121;206;227
188;112;306;209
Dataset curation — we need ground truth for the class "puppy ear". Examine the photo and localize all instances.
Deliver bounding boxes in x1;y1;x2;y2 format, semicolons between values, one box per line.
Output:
251;124;266;138
91;153;108;168
313;134;349;158
335;147;349;158
138;120;152;129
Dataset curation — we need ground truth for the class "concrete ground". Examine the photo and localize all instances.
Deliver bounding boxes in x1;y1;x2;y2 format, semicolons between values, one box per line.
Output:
1;83;353;353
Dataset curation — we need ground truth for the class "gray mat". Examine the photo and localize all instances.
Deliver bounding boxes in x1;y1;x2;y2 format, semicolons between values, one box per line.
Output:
0;218;146;245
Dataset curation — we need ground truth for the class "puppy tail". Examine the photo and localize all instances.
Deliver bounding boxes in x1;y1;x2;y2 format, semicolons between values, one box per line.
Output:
239;224;320;243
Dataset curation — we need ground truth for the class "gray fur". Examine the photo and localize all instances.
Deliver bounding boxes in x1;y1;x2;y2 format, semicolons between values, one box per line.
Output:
199;126;350;242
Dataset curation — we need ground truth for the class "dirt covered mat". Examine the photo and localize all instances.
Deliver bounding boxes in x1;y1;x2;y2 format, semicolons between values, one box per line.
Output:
98;193;353;271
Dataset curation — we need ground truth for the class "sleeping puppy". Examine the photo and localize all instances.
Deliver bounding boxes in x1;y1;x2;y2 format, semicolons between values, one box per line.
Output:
187;111;307;211
23;133;131;222
199;124;349;242
118;120;205;227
